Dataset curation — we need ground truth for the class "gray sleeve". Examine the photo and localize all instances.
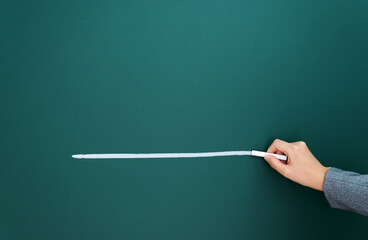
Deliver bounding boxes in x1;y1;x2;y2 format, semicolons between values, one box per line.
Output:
323;167;368;216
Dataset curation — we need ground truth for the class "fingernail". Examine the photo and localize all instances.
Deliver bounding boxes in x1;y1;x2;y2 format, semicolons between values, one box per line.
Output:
264;155;270;161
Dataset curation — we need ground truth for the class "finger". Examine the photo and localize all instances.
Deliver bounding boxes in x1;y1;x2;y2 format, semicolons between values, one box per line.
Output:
264;155;288;176
267;139;291;154
276;150;287;164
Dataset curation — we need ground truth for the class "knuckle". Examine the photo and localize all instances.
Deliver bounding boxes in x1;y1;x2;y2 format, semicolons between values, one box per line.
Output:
292;145;299;151
298;141;306;146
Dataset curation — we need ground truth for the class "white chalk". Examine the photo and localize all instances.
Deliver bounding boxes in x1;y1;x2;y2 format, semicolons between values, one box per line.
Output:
251;150;287;161
72;150;287;161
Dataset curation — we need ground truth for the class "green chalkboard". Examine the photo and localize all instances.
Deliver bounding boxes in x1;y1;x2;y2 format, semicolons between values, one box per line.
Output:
1;0;368;239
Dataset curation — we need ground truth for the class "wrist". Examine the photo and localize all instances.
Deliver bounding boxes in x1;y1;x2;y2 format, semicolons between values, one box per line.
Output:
315;166;331;191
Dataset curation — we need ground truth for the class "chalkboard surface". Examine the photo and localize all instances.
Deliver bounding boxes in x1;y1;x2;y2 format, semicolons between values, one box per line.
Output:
1;1;368;239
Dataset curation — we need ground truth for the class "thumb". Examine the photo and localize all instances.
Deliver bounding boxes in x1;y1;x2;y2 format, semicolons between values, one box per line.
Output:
264;155;288;176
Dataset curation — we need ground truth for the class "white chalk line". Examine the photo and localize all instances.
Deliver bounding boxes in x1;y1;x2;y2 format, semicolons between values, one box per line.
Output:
72;151;252;159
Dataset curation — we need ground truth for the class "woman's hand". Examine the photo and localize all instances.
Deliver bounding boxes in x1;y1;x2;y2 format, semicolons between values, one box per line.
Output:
264;139;331;191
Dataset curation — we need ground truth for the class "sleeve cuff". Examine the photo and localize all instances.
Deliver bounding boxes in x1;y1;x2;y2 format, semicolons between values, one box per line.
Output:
323;167;342;209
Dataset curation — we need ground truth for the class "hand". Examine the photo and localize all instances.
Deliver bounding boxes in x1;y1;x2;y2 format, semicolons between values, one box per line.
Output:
264;139;331;191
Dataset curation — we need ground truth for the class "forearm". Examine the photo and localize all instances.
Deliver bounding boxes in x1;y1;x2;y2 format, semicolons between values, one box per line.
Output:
323;168;368;216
